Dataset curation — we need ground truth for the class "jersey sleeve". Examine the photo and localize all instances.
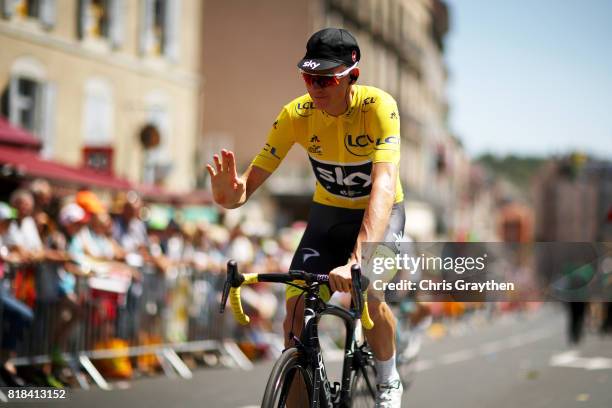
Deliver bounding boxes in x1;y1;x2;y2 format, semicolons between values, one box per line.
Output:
251;107;295;173
370;100;401;165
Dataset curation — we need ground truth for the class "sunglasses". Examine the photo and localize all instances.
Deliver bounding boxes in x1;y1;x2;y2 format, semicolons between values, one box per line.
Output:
300;62;358;88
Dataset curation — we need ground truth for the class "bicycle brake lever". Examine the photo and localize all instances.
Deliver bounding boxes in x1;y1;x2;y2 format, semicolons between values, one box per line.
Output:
220;259;240;313
351;264;364;314
219;279;231;313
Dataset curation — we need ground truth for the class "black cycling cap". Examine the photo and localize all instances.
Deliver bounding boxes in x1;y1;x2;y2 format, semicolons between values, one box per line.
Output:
297;28;361;72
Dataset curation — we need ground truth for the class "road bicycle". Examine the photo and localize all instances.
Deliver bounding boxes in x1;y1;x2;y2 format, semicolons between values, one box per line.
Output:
220;260;377;407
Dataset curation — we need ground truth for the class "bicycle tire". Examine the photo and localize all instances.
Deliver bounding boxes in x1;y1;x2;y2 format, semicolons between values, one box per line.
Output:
350;350;377;407
262;347;314;408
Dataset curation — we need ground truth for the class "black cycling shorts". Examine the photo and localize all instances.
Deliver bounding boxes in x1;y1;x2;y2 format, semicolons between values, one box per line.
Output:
286;202;405;300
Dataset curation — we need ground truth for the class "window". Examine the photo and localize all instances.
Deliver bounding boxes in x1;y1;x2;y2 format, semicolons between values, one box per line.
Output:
140;0;181;60
88;0;110;38
1;78;56;155
14;77;39;132
81;79;114;172
78;0;124;48
1;0;56;28
142;91;173;184
17;0;41;18
83;78;113;146
1;57;56;156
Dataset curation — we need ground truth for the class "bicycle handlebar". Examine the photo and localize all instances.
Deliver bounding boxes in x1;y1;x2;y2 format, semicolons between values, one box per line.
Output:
219;260;374;329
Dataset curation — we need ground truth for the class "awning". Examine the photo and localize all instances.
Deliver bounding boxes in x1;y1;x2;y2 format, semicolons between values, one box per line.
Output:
0;117;41;150
0;145;132;190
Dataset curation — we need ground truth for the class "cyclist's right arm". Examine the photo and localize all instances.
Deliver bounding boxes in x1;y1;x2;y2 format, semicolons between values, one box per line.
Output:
207;106;295;209
207;153;271;209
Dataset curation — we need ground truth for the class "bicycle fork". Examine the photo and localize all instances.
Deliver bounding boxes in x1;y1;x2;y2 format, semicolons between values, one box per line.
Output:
303;289;333;408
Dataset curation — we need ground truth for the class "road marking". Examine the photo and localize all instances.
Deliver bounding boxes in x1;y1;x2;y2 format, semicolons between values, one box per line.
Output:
439;349;478;365
480;340;507;354
550;351;612;370
478;328;554;356
437;327;555;367
414;359;435;372
576;393;590;402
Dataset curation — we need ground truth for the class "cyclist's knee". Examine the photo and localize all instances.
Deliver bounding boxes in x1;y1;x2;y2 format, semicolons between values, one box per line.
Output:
283;296;305;346
366;295;394;321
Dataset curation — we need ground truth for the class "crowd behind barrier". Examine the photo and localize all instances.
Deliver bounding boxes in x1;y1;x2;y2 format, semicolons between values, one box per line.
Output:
0;179;300;389
0;179;501;390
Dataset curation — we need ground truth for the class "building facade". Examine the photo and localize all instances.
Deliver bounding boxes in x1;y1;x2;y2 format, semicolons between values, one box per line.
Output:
0;0;203;191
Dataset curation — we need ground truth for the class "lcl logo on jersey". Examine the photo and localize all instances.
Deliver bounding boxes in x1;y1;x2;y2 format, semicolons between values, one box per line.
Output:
375;135;400;149
295;101;315;117
344;134;374;157
263;143;281;159
309;158;372;199
361;97;377;112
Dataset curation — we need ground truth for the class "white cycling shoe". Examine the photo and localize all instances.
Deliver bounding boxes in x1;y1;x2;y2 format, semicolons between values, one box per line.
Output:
375;378;403;407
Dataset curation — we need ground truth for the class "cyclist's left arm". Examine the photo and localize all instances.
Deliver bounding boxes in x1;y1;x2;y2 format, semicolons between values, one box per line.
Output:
351;98;400;263
329;99;400;293
349;162;397;264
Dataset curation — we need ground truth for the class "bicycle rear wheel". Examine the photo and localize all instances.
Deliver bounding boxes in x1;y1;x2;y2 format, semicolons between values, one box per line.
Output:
262;347;314;408
350;347;377;407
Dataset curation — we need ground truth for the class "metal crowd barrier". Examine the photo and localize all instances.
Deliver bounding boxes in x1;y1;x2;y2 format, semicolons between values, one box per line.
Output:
0;260;254;391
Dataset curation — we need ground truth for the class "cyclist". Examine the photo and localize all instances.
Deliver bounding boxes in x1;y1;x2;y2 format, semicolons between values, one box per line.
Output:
207;28;404;407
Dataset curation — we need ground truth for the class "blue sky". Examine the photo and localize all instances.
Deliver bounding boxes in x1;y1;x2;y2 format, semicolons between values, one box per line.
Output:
445;0;612;159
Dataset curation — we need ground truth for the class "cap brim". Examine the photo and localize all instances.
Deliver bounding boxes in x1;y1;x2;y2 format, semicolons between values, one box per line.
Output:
297;58;343;72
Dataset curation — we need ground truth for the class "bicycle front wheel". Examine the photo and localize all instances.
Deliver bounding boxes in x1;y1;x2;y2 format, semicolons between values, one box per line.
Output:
262;347;314;408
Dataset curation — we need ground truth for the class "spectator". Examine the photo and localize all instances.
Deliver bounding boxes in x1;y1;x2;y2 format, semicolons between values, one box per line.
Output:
29;179;54;220
89;213;124;262
0;203;19;264
59;203;89;264
52;204;88;350
227;224;254;265
33;210;70;265
75;190;116;262
187;223;212;271
7;189;44;262
0;202;33;387
112;192;148;255
76;190;105;217
164;219;188;263
99;212;127;261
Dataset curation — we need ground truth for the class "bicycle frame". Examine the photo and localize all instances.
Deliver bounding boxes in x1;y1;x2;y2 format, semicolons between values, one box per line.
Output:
298;284;370;408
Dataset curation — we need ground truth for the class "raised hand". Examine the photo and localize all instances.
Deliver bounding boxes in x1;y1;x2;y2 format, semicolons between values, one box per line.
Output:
206;149;246;208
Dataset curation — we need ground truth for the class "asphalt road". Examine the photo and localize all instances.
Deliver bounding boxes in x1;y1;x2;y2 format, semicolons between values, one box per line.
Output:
20;305;612;407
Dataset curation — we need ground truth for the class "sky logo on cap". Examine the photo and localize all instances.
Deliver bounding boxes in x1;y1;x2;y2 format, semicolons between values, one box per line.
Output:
303;60;320;69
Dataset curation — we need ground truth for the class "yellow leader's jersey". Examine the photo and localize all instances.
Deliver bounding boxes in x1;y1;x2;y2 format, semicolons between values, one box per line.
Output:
251;85;404;210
